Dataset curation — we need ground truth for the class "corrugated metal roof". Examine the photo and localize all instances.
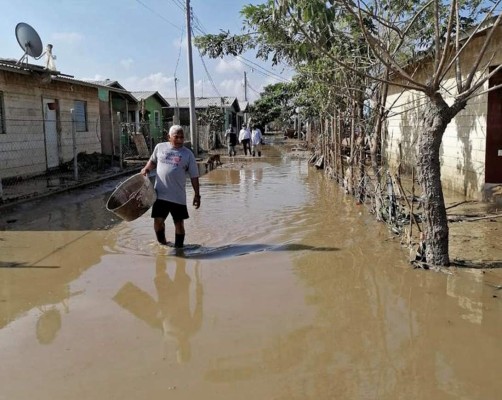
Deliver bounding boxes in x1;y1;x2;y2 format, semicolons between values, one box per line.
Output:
84;79;127;90
131;91;157;101
131;91;170;107
163;96;240;109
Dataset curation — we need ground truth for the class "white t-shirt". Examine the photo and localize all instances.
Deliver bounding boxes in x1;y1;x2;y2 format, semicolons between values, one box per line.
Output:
251;128;262;145
239;128;251;142
149;142;199;205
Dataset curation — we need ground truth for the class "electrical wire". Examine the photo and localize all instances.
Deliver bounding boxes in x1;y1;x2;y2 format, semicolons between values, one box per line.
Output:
135;0;181;30
135;0;291;99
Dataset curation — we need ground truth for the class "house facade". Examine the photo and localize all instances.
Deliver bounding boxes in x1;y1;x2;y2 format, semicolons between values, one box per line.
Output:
384;28;502;200
131;91;170;145
0;60;103;181
164;96;241;130
86;79;138;157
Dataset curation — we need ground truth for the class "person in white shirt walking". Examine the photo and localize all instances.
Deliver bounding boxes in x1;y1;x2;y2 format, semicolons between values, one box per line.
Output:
251;125;263;157
238;125;251;156
140;125;201;248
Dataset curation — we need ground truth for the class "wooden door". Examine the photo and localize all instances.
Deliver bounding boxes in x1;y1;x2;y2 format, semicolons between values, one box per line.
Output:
486;71;502;183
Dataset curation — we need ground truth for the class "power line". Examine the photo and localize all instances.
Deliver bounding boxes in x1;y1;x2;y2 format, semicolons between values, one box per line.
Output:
196;43;222;97
169;0;185;12
247;81;261;95
173;24;185;78
184;3;288;85
135;0;291;98
135;0;181;30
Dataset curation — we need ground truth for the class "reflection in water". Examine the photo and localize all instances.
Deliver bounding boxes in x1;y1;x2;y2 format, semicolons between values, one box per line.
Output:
446;269;484;324
0;180;125;232
156;255;203;363
0;232;106;331
0;141;501;399
113;255;203;364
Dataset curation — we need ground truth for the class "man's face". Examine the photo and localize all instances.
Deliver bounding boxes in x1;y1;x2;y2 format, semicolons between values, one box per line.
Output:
169;131;184;148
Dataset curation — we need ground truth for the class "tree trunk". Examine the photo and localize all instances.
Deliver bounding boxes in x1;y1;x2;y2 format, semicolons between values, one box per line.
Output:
416;94;454;266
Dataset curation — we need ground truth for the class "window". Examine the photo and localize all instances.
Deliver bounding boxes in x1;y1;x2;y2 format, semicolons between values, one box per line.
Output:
0;92;5;134
73;100;87;132
154;110;160;128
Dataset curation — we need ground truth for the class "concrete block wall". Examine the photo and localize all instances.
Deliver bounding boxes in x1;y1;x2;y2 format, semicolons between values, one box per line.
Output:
0;70;101;180
383;35;502;199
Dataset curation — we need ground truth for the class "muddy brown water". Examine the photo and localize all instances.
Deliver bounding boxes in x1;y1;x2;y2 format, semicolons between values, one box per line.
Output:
1;141;501;400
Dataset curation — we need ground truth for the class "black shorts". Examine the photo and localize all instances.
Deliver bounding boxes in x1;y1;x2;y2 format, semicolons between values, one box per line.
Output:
151;199;189;221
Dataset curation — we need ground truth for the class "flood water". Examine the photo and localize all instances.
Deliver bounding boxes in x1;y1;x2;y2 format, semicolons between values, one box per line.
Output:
1;141;501;400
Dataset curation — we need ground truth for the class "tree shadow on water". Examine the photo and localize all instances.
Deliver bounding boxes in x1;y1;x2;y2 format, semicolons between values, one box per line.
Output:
451;259;502;269
0;261;60;269
169;243;340;260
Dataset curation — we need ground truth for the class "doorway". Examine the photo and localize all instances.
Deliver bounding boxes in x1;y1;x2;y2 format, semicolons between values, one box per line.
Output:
486;70;502;183
42;98;60;169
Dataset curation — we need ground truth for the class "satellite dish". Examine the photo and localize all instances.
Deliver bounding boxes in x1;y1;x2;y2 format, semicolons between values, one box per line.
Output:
15;22;43;64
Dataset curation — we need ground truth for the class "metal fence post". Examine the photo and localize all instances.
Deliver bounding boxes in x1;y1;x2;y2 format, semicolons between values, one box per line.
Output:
71;109;78;181
118;112;123;170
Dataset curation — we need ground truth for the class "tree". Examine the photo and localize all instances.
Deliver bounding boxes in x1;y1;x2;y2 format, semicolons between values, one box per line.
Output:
197;105;225;150
248;82;297;129
196;0;502;266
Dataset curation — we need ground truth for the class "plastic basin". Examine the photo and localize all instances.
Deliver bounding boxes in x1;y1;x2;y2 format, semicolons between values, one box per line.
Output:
106;173;156;221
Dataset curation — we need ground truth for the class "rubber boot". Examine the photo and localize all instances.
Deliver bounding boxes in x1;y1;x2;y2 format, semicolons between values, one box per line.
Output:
155;229;167;245
175;233;185;248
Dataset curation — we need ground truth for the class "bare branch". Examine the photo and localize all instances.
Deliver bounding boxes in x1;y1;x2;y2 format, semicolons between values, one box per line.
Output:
464;11;502;90
285;7;427;92
433;1;456;88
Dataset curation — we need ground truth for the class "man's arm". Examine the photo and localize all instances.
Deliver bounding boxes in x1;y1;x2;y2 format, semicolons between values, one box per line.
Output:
191;177;201;209
141;159;156;176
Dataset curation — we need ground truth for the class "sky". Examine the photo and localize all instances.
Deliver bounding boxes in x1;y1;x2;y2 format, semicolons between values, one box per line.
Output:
1;0;293;103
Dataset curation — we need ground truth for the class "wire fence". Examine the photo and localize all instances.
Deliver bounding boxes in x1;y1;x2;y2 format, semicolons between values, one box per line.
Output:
0;117;133;204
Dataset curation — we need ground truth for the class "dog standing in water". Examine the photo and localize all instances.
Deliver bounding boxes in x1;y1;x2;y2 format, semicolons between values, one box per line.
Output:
205;154;222;172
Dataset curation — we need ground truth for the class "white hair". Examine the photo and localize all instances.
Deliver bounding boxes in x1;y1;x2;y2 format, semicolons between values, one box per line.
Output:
169;125;184;137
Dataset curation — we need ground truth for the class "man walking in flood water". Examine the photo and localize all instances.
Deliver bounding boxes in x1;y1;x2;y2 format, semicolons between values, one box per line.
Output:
224;125;237;157
141;125;200;248
251;125;263;157
238;124;251;156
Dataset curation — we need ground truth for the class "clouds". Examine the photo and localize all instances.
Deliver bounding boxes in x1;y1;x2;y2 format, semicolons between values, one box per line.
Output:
215;58;245;74
219;78;245;99
123;72;175;94
120;58;134;70
50;32;83;45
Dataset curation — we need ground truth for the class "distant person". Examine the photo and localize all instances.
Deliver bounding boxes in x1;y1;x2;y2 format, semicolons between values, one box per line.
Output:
141;125;201;248
225;125;237;156
251;125;263;157
239;125;251;156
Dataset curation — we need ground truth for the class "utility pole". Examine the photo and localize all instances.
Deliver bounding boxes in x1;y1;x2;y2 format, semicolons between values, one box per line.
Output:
243;71;248;126
186;0;198;156
244;71;248;102
174;77;180;125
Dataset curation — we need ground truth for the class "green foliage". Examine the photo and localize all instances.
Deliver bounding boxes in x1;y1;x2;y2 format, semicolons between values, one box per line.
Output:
248;82;298;129
197;106;224;132
194;31;252;58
